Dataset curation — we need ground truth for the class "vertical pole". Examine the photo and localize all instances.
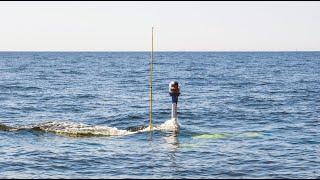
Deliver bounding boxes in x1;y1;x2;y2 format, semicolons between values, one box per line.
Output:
149;27;154;131
171;103;178;119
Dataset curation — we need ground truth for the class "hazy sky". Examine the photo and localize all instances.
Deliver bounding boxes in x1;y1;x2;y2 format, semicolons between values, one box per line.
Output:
0;1;320;51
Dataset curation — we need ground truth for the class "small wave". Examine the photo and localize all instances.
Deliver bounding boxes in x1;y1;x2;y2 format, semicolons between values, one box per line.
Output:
0;85;41;91
33;121;134;137
60;70;86;75
76;94;97;99
0;123;19;132
0;118;181;137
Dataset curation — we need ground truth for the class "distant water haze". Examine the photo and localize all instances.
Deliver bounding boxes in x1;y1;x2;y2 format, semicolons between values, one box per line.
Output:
0;1;320;51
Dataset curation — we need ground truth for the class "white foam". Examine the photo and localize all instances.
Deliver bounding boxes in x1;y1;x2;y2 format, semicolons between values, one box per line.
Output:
137;118;180;133
36;119;180;136
156;118;180;132
36;121;135;137
35;118;180;137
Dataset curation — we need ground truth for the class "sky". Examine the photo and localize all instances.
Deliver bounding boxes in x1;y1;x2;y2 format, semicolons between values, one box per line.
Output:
0;1;319;51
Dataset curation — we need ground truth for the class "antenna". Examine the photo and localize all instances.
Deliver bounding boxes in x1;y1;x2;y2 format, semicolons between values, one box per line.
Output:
149;27;154;131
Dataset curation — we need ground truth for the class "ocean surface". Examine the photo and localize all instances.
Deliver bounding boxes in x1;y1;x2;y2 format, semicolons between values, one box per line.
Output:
0;52;319;178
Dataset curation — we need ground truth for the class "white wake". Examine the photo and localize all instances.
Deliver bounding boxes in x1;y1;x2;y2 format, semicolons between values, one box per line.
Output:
34;118;180;137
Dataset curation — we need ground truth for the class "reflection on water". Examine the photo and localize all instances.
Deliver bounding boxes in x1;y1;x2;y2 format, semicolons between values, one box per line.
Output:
163;132;180;178
163;133;180;151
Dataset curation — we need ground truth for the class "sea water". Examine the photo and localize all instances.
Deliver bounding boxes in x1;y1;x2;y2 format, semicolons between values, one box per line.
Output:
0;52;319;178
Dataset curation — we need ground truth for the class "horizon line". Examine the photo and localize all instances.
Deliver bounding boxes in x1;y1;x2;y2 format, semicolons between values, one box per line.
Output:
0;50;320;53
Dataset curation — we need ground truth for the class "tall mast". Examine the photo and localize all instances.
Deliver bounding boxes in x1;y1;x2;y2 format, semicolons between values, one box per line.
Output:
149;27;154;131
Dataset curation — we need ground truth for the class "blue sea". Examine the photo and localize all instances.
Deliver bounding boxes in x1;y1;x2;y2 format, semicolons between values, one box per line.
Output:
0;52;319;178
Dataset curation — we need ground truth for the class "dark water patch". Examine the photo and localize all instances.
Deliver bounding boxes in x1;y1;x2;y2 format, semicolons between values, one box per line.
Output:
75;94;97;99
0;85;41;91
126;125;147;132
126;114;145;120
60;70;86;75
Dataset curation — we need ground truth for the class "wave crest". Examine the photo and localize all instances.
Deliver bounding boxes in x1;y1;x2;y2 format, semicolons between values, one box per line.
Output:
0;118;180;137
34;121;134;137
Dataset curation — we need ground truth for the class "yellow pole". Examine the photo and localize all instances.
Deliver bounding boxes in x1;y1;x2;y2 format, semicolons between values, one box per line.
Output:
149;27;154;131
